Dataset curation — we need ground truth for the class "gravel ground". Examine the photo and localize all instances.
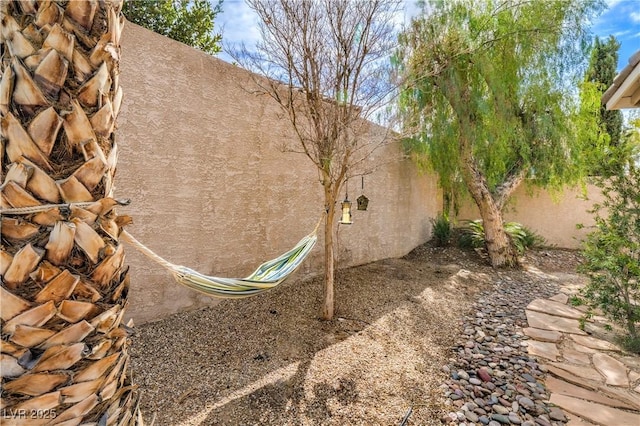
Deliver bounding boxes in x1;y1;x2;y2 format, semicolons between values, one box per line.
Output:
130;246;583;425
439;255;585;426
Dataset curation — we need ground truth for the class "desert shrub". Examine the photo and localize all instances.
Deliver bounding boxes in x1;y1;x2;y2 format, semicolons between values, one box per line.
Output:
457;220;546;254
578;166;640;349
431;213;452;246
457;219;485;249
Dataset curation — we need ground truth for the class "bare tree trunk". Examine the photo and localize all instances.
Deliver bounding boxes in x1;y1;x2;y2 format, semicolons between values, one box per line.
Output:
322;182;336;320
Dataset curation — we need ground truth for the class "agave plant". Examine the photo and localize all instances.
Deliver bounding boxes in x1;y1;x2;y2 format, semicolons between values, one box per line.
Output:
1;1;139;423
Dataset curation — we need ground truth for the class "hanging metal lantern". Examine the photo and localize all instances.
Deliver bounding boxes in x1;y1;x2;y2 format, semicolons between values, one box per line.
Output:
339;197;353;225
357;194;369;211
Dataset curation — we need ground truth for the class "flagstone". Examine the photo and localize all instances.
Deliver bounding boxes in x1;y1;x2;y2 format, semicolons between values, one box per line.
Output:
564;413;597;426
523;327;563;343
550;362;604;382
569;335;619;351
545;365;600;390
527;298;584;319
596;385;640;410
550;394;640;426
544;376;636;410
526;310;586;335
630;370;640;383
568;341;597;354
549;293;569;304
635;384;640;394
562;348;591;365
527;340;560;361
593;353;629;387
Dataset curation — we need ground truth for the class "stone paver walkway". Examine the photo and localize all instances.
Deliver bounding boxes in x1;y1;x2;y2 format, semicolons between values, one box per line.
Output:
524;291;640;426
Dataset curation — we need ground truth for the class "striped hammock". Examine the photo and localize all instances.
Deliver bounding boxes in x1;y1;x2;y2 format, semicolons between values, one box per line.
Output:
120;221;319;299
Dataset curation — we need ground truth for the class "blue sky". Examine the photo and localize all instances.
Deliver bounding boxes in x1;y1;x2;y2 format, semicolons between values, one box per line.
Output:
216;0;640;71
593;0;640;69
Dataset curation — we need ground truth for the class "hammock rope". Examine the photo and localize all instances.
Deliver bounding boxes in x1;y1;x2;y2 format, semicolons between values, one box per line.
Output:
1;201;322;299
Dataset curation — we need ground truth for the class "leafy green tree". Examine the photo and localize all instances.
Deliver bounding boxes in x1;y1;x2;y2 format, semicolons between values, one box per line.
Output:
123;0;222;55
396;0;603;267
579;130;640;346
582;36;623;175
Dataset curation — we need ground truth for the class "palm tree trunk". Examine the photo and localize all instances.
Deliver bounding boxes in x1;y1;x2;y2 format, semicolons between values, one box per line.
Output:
1;1;138;423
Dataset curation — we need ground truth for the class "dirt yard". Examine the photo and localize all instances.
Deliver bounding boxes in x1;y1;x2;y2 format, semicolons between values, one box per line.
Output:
130;245;583;425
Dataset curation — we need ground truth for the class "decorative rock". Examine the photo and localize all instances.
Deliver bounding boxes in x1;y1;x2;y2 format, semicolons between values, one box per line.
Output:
490;414;511;424
508;412;523;424
534;416;552;426
440;276;579;426
443;412;458;422
492;404;510;415
478;368;492;382
518;397;535;410
592;352;629;387
465;410;479;422
548;407;566;421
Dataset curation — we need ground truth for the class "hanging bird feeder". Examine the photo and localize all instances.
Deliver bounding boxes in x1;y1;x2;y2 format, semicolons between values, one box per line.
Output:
357;194;369;211
357;176;369;211
339;196;353;225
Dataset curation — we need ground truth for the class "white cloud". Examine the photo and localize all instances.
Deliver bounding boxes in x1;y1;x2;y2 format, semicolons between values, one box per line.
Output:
217;0;261;61
613;29;632;37
631;11;640;23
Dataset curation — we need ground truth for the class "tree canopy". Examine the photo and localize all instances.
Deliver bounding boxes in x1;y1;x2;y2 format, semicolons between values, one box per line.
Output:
123;0;222;55
582;35;623;175
396;0;604;266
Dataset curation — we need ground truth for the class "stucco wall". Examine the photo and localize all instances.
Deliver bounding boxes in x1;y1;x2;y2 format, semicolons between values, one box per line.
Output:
116;23;440;324
455;184;604;249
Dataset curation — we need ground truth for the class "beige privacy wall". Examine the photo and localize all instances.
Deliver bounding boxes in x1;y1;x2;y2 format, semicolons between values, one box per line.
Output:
115;23;440;324
456;183;604;249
